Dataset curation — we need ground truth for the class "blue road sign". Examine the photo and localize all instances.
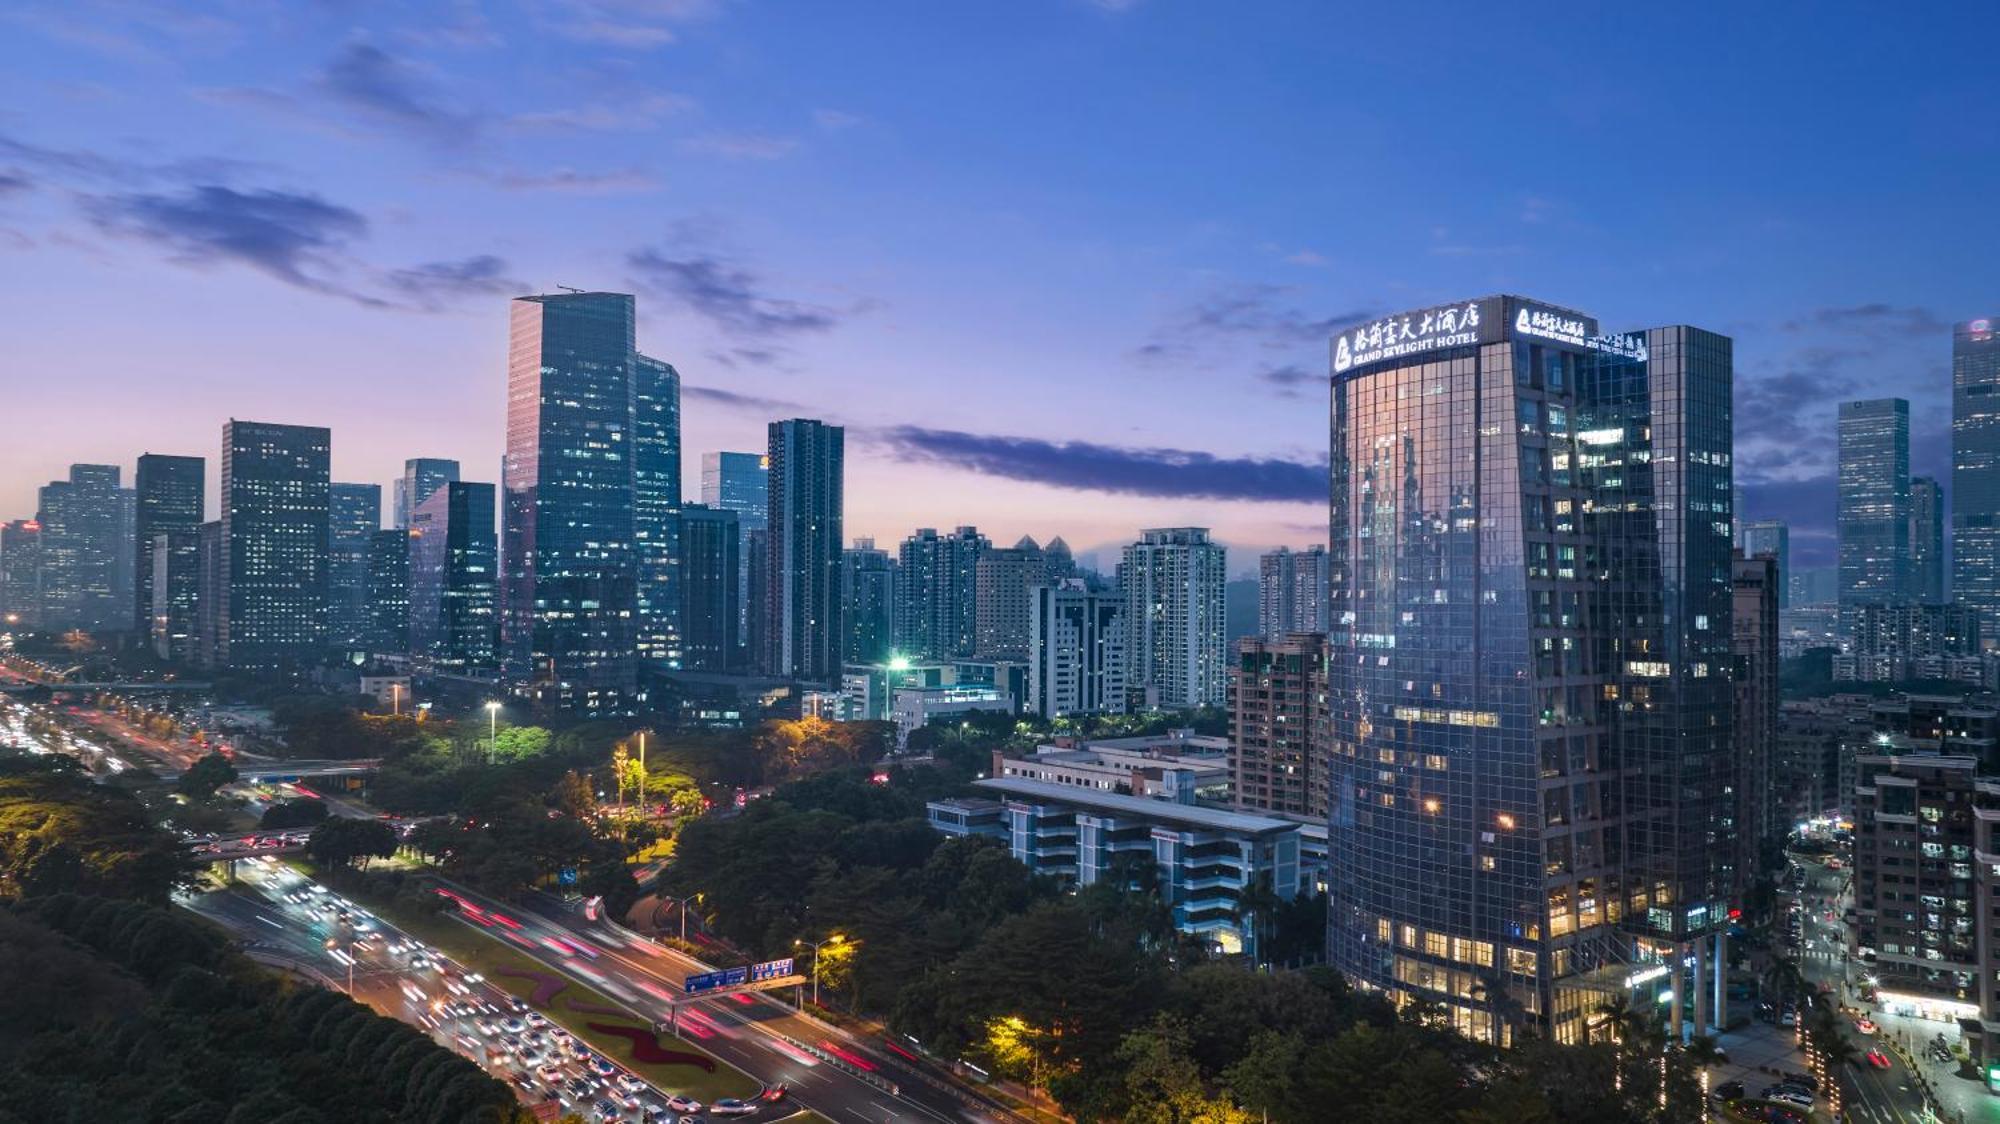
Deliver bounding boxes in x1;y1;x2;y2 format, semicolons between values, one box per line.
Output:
750;957;795;981
685;965;750;994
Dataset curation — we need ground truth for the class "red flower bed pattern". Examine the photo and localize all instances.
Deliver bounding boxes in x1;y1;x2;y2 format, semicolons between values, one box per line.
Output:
493;967;569;1007
587;1023;718;1071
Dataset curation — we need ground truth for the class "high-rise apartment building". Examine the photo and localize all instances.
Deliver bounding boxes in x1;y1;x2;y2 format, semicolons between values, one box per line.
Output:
366;528;410;656
328;482;381;650
975;537;1048;660
842;538;895;666
408;481;497;675
133;454;204;634
1732;554;1781;909
220;421;330;674
37;464;126;632
1229;633;1326;819
896;526;989;661
1119;527;1226;709
1739;520;1790;609
1325;297;1736;1044
1839;398;1911;621
1910;475;1945;604
633;354;683;671
764;419;844;682
1257;546;1330;638
678;504;739;672
1027;579;1125;718
148;530;200;661
394;458;460;531
0;520;43;629
702;451;767;661
502;292;640;709
1953;318;2000;638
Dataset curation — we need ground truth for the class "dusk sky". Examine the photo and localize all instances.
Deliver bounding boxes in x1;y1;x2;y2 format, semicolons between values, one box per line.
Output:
3;1;1996;572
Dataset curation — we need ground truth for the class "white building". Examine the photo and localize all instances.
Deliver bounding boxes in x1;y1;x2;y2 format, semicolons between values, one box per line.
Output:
890;683;1012;748
1119;527;1227;709
1028;579;1125;717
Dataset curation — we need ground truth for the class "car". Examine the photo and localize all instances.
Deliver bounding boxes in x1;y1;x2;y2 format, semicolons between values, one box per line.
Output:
538;1065;566;1084
1866;1048;1890;1069
711;1099;758;1117
1767;1090;1814;1110
588;1057;616;1077
1854;1017;1878;1035
504;1017;527;1034
664;1096;702;1113
616;1074;646;1094
592;1101;621;1122
1712;1079;1745;1101
1781;1071;1819;1093
1778;1008;1797;1027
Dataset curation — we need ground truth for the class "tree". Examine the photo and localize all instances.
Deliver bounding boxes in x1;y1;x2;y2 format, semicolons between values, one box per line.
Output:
550;771;596;821
307;817;399;869
490;725;552;762
260;798;329;829
175;752;237;800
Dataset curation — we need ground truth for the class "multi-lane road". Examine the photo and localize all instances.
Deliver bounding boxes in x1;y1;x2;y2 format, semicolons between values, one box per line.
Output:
433;878;1025;1124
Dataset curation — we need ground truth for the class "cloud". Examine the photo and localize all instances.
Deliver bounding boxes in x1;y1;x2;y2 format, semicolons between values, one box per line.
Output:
812;108;863;131
684;385;804;414
84;185;375;300
0;171;31;196
315;42;474;141
1256;363;1318;398
627;246;839;339
1140;283;1376;362
1783;303;1947;338
544;0;719;48
507;92;694;132
679;133;798;160
880;427;1326;504
382;255;524;309
1282;248;1327;266
495;167;661;194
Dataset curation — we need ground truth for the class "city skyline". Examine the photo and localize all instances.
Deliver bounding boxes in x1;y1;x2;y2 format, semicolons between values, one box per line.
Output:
3;3;1997;567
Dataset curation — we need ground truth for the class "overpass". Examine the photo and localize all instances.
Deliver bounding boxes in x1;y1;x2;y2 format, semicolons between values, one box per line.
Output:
234;759;381;782
0;680;214;694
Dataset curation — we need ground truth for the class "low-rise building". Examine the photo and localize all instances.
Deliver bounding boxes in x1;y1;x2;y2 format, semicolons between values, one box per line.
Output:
891;684;1012;748
925;796;1007;841
991;731;1230;804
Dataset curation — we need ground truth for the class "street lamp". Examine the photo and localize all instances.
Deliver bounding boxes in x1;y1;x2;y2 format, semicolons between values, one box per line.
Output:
671;891;700;943
485;701;501;764
796;934;847;1008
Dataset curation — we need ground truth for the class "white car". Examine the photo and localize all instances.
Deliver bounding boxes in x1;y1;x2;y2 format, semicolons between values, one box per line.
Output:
615;1074;645;1095
710;1099;758;1117
664;1096;702;1113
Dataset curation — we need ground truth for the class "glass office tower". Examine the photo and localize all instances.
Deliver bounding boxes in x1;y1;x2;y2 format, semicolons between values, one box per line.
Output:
409;481;497;675
329;482;381;650
367;528;410;656
502;292;641;709
395;457;460;531
1838;398;1910;623
1325;296;1736;1045
702;451;767;661
219;420;331;675
765;419;844;682
133;454;204;633
633;354;682;671
37;464;126;633
1910;476;1945;604
678;503;739;671
1739;520;1789;608
1954;318;2000;637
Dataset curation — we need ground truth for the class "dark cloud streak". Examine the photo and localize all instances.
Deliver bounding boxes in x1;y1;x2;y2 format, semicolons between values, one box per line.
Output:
881;427;1326;504
627;246;838;340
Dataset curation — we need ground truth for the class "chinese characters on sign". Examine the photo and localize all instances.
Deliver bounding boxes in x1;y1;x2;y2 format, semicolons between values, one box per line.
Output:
1512;305;1648;361
1332;300;1488;374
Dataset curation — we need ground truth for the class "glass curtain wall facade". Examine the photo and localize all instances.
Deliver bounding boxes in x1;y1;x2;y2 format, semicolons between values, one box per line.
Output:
367;528;410;656
37;464;125;633
394;458;460;531
0;520;42;629
219;421;331;674
677;504;739;671
328;482;381;650
1955;318;2000;638
765;419;844;682
633;354;682;671
1325;296;1736;1044
408;481;497;675
701;451;767;662
502;292;639;709
1838;398;1911;623
1911;476;1945;604
133;454;203;634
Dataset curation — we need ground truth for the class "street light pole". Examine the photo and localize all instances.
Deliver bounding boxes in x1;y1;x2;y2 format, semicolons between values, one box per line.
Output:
486;701;500;764
795;934;846;1008
672;892;700;943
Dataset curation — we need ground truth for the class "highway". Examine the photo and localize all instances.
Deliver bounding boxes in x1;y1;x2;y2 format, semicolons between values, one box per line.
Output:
433;878;1018;1124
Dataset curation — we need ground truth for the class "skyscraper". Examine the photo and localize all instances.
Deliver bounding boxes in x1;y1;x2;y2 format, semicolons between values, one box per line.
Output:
394;458;460;531
328;482;381;649
1953;317;2000;637
1732;554;1780;911
37;464;126;632
633;354;682;671
366;528;410;656
408;481;497;675
1257;545;1330;638
702;451;767;661
974;536;1048;660
1118;527;1226;709
745;526;769;669
1910;475;1945;604
764;419;843;682
134;454;203;634
1228;633;1325;819
1838;398;1910;621
678;504;740;672
219;420;331;674
148;530;200;661
895;526;989;660
193;520;221;669
842;538;895;665
502;292;640;709
0;520;42;630
1324;296;1736;1043
1739;520;1790;608
1027;579;1124;718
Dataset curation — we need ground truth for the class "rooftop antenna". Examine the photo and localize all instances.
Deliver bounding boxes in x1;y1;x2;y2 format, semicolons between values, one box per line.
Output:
556;284;586;294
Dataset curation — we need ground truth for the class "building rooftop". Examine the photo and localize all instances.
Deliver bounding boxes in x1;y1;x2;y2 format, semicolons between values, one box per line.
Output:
974;776;1297;835
928;796;1005;814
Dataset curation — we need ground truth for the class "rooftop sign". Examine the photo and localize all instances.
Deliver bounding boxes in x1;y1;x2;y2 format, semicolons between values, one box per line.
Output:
1332;299;1499;375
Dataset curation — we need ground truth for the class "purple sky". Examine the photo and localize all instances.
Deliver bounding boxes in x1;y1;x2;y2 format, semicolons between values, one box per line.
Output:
2;2;1997;572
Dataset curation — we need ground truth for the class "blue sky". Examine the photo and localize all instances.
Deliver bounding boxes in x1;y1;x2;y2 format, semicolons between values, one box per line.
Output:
2;0;1995;571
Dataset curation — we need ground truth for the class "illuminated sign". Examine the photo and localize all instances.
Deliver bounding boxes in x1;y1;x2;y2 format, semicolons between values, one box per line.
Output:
1333;300;1491;374
1625;964;1671;988
1513;305;1648;362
